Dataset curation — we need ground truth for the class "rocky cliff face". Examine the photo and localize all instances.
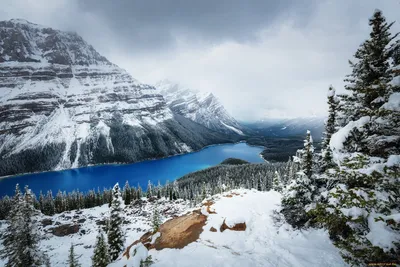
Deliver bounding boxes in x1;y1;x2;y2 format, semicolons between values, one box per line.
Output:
0;19;231;176
155;80;244;135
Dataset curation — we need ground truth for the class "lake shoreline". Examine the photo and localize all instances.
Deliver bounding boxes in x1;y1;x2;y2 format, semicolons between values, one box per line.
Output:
0;140;266;181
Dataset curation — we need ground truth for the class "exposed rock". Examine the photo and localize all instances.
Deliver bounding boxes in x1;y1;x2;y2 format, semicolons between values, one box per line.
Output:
220;219;246;232
126;210;207;253
123;231;154;259
203;200;217;214
154;210;207;250
210;227;217;232
41;218;53;227
50;224;80;236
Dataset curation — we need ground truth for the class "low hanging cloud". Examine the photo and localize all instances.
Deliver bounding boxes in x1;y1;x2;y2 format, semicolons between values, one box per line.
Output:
1;0;400;120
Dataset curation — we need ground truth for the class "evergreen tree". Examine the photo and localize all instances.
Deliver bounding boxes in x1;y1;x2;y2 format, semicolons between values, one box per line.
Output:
156;181;162;199
281;131;315;228
308;10;400;265
67;244;81;267
338;10;398;125
321;86;338;172
140;256;154;267
123;181;131;205
272;171;283;193
137;184;143;200
107;183;125;261
146;180;153;199
1;185;49;266
151;202;161;232
92;231;110;267
301;130;314;178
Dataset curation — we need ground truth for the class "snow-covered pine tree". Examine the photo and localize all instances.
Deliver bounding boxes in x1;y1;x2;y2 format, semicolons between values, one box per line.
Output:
0;184;23;266
146;180;153;199
0;185;49;266
272;171;283;193
155;181;161;199
308;10;400;265
67;244;81;267
339;10;397;126
321;86;338;172
92;231;110;267
302;130;314;178
107;183;125;261
123;181;131;205
152;202;161;232
281;131;315;228
137;184;143;200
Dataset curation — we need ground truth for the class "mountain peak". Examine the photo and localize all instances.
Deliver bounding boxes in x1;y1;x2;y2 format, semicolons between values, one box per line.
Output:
156;80;244;135
0;19;110;65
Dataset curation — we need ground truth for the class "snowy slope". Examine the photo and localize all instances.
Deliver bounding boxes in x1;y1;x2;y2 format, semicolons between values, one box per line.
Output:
0;197;191;267
0;189;347;267
147;189;346;267
0;20;231;176
155;80;244;135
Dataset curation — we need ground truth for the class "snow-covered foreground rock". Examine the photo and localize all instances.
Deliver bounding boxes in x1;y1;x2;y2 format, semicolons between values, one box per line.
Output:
120;189;348;267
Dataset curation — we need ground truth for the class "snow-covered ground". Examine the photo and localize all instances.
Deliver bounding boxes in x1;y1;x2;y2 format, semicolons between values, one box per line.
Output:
0;198;191;267
148;189;347;267
0;189;347;267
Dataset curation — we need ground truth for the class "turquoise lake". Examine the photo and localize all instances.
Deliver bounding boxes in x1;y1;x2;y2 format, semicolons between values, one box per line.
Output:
0;142;265;197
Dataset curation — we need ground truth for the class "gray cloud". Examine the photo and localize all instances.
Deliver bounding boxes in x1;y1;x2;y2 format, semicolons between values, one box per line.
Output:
76;0;316;52
1;0;400;120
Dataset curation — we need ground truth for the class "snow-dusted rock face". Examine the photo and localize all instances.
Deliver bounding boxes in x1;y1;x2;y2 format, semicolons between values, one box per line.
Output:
155;80;244;135
0;20;230;176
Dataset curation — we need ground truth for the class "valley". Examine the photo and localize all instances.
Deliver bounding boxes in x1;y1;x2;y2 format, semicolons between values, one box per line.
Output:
0;142;264;198
1;3;399;267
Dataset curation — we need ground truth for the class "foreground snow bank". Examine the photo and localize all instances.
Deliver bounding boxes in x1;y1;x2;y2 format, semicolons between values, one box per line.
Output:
149;189;347;267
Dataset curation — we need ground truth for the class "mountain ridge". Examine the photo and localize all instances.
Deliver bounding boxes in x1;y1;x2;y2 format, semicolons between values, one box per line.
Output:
0;19;233;176
155;80;245;136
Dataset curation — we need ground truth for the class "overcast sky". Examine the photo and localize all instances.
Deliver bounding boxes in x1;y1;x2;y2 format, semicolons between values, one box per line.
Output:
1;0;400;121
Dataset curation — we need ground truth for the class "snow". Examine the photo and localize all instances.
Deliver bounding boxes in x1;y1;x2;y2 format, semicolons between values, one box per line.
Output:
220;121;245;135
340;207;366;219
387;155;400;167
327;87;335;97
381;92;400;111
329;116;370;165
109;243;149;267
0;197;191;267
366;212;400;252
1;21;183;169
148;189;347;267
155;80;243;135
0;189;348;267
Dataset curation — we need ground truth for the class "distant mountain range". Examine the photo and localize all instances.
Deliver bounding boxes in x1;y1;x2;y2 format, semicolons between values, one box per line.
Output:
0;19;233;176
243;117;325;141
155;80;244;136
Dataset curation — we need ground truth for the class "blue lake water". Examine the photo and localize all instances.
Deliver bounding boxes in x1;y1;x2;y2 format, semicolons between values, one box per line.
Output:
0;142;264;197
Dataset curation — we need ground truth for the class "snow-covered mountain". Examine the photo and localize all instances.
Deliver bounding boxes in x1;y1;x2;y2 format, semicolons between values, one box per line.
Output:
155;80;244;135
0;19;231;176
244;117;325;140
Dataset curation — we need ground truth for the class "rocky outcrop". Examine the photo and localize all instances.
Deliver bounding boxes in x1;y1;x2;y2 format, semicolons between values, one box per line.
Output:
0;19;232;176
50;223;80;236
220;219;247;232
